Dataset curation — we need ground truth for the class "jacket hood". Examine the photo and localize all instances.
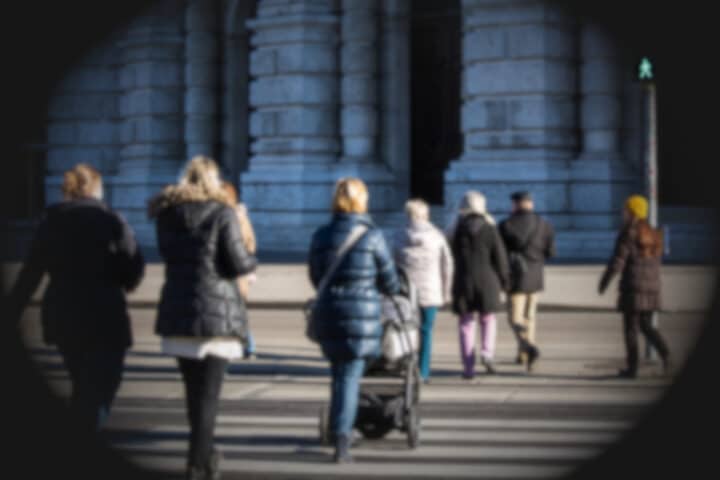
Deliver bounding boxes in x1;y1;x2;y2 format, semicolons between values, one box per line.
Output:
402;220;435;246
148;183;230;219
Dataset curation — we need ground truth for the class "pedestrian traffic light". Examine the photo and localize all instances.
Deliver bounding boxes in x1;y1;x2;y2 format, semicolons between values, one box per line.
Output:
638;57;654;81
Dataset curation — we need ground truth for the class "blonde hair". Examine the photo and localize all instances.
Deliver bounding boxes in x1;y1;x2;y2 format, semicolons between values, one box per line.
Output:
179;155;226;199
221;181;257;255
62;163;102;200
332;177;368;214
405;198;429;222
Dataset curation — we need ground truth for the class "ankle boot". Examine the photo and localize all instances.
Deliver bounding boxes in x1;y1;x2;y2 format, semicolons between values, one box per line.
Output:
333;433;353;464
206;449;222;480
185;466;205;480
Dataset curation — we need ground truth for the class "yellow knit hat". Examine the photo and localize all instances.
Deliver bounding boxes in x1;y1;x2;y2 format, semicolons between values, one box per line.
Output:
625;195;648;219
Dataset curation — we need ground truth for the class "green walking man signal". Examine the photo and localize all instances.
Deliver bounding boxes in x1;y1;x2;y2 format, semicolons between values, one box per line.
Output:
638;57;654;81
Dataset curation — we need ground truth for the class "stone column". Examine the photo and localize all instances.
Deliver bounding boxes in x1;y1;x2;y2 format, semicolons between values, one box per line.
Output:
185;0;219;160
45;38;122;205
444;0;576;231
340;0;378;162
114;0;186;247
569;22;638;232
221;0;255;189
241;0;398;253
559;21;643;260
379;0;411;204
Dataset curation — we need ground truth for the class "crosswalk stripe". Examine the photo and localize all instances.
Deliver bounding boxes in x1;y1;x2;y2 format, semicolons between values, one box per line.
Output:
126;454;578;478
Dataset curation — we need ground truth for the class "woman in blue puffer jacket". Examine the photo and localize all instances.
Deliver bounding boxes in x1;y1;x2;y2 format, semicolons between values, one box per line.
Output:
308;177;400;463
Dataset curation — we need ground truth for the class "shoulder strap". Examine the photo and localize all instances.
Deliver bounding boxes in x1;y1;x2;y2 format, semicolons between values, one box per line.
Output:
315;224;369;296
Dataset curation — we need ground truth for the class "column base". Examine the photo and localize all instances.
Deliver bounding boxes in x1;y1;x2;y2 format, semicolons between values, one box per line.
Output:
569;157;641;229
443;157;572;229
241;162;399;252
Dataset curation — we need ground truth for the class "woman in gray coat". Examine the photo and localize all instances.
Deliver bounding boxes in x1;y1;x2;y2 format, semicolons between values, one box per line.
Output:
393;199;453;383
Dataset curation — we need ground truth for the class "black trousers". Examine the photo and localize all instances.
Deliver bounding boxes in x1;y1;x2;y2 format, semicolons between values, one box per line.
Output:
623;311;670;373
177;355;228;468
58;345;126;433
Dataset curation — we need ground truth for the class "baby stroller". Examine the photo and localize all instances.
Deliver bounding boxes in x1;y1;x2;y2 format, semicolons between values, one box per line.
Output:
319;269;422;448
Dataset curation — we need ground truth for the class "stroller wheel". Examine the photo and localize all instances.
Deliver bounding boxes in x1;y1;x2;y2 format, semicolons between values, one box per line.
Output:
318;405;330;446
406;407;420;449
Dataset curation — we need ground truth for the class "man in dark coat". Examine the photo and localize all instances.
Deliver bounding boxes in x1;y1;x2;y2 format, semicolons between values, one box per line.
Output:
499;191;555;371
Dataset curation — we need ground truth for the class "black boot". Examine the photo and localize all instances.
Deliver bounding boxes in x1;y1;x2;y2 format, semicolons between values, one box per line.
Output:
525;344;540;372
185;466;205;480
333;433;353;464
205;449;222;480
662;354;672;377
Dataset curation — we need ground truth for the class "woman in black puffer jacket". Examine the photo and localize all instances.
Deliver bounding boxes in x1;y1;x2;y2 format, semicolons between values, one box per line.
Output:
148;156;257;480
308;177;400;463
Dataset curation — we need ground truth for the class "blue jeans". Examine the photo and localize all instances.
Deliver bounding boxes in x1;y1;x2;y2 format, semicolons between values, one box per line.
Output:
329;358;366;435
419;307;438;380
245;331;256;355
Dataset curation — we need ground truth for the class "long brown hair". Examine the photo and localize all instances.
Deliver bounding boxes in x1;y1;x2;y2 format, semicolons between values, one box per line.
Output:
635;220;663;259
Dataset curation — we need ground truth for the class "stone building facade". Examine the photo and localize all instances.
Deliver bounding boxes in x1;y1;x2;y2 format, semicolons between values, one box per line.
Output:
32;0;715;262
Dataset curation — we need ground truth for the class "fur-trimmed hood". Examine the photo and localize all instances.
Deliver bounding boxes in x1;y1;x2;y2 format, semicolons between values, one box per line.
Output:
147;183;230;218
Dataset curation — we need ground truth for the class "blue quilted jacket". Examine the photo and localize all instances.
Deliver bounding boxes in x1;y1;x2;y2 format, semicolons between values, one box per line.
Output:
308;213;401;360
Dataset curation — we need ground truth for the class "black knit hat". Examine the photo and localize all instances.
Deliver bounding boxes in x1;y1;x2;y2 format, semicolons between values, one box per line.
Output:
510;191;531;202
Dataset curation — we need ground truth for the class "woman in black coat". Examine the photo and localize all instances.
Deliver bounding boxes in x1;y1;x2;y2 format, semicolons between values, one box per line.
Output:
5;163;145;433
148;156;256;480
308;177;400;463
447;191;510;378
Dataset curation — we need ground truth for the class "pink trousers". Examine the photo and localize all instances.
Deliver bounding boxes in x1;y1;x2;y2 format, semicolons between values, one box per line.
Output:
458;312;497;377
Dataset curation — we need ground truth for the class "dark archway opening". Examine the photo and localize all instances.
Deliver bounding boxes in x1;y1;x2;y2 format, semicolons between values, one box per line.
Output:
409;0;462;205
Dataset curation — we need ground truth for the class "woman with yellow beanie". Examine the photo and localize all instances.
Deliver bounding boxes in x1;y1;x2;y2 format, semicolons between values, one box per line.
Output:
598;194;671;378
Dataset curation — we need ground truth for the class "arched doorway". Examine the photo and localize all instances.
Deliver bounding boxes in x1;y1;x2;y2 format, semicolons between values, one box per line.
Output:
409;0;462;205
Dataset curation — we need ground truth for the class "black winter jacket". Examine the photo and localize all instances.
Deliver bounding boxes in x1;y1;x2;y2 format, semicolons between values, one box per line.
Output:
450;214;510;315
308;213;401;361
149;184;257;339
6;197;145;348
499;210;556;293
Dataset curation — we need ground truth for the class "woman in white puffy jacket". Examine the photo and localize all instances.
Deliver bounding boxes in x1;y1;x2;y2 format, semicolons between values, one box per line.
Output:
393;199;454;383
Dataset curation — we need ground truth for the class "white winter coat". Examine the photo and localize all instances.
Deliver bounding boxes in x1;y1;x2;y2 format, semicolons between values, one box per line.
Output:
393;220;454;307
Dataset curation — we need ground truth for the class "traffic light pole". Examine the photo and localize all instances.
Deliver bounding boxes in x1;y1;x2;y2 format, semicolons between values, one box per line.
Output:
644;80;659;361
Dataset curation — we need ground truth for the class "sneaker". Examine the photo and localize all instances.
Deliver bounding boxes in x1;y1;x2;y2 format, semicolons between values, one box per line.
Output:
461;372;475;381
245;352;257;361
618;368;637;379
481;357;496;375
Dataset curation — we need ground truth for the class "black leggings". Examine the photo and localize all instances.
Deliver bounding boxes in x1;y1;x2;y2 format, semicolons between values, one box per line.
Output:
177;355;228;468
623;311;670;373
